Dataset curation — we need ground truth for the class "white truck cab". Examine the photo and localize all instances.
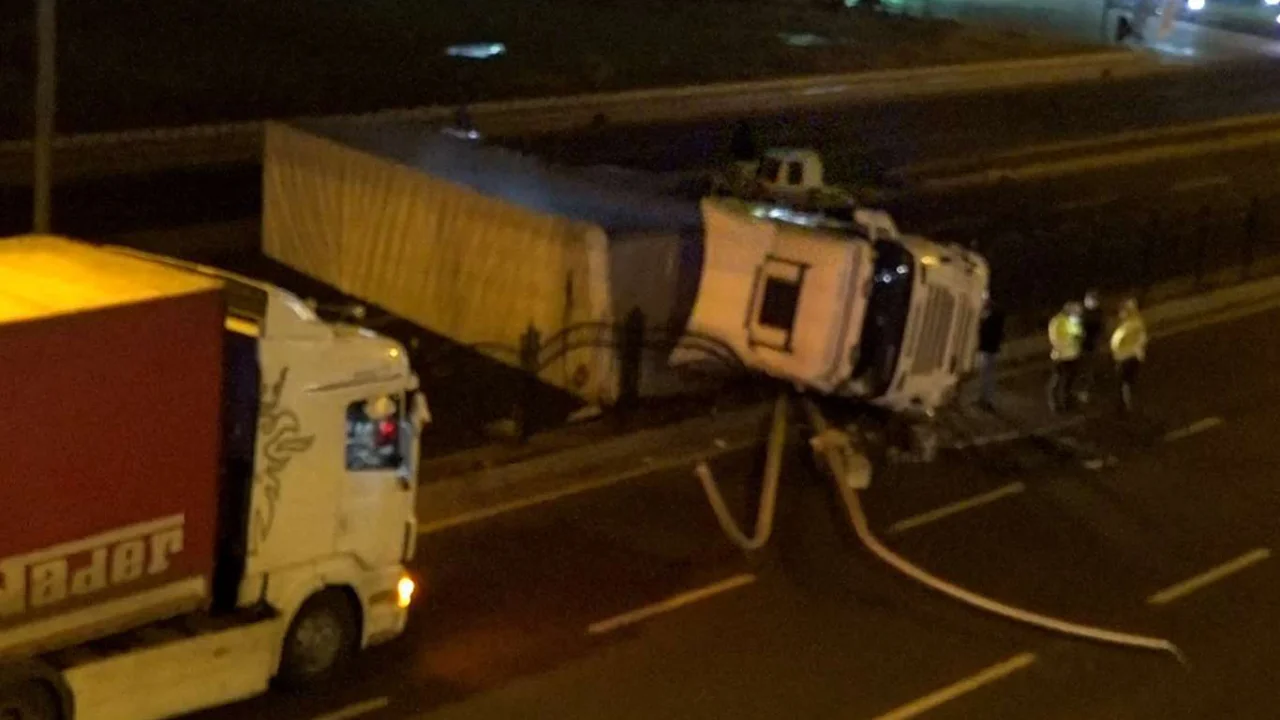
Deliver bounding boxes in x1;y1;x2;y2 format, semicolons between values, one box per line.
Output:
675;198;874;394
847;235;989;414
12;247;431;720
678;199;988;416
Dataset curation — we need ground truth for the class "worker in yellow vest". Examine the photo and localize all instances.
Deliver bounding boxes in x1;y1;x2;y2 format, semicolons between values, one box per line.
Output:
1110;298;1148;414
1047;301;1084;413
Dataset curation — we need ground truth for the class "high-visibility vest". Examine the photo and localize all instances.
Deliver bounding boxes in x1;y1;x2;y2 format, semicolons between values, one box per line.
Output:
1110;315;1148;363
1048;313;1082;362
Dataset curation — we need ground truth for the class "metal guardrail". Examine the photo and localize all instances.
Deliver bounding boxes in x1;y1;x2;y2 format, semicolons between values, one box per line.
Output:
0;51;1166;185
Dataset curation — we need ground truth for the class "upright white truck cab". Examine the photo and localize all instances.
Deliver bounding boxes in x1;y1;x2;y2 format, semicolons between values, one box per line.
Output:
0;238;428;720
678;200;988;415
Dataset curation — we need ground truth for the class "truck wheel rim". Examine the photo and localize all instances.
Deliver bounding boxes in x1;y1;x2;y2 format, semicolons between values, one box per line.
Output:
293;611;343;675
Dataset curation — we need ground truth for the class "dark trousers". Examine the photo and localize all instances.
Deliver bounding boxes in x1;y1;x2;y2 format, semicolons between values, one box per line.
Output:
1048;358;1079;412
1078;348;1108;398
1118;358;1142;411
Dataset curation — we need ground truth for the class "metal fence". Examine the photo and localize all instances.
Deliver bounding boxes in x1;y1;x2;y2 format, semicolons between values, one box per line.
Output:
933;193;1280;331
407;310;751;441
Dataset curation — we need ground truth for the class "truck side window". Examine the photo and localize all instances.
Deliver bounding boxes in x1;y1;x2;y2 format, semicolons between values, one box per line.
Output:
787;161;804;186
346;395;403;472
759;157;782;184
759;277;801;332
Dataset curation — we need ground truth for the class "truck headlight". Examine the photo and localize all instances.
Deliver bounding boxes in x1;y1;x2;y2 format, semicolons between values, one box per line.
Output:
397;575;417;609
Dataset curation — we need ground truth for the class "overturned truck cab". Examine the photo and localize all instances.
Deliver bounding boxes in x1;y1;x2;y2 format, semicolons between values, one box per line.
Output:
677;199;989;415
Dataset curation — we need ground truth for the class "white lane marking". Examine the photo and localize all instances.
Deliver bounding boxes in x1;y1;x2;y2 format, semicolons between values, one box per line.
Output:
1055;194;1119;211
801;84;849;95
889;483;1026;534
1171;175;1230;192
1081;455;1120;471
417;438;759;535
1163;416;1224;443
1147;548;1272;606
898;111;1280;178
872;652;1037;720
311;697;391;720
587;573;757;635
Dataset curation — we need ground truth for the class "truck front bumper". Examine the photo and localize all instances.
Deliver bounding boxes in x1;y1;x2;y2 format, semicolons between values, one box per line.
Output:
363;568;416;647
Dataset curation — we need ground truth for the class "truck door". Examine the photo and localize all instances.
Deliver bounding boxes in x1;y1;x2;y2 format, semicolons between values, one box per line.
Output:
340;392;417;567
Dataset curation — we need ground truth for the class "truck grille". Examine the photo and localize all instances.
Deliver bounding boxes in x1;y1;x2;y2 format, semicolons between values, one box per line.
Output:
910;286;956;377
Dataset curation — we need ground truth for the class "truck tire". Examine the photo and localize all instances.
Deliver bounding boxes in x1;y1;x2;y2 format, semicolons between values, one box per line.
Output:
0;679;60;720
276;589;360;691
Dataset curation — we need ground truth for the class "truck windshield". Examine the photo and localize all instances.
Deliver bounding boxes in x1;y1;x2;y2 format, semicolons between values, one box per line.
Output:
852;240;915;397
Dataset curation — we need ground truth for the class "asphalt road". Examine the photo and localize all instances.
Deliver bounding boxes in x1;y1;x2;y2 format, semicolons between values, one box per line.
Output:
513;58;1280;181
188;297;1280;720
0;57;1276;238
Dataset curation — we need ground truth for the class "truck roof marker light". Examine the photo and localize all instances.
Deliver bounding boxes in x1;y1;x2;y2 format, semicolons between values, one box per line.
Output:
397;576;416;609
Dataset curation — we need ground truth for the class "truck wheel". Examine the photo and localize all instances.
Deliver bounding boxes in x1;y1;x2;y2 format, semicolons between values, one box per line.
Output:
276;589;360;690
0;679;60;720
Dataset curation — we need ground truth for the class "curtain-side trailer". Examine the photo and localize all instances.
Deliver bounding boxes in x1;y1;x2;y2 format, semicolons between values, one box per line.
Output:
0;237;428;720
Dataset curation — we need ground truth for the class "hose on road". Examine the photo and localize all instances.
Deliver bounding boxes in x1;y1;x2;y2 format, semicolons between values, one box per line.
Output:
800;397;1187;665
695;392;789;552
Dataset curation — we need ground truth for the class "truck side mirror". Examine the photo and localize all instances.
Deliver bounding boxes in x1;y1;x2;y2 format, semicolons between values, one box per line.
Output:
411;391;431;431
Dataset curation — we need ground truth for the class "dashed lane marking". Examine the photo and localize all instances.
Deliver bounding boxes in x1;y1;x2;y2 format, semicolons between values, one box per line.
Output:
889;483;1026;534
1148;548;1271;606
1163;416;1224;443
311;697;391;720
871;653;1037;720
587;574;757;635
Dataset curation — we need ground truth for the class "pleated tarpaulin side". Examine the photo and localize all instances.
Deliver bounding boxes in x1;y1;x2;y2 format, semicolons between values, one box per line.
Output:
261;123;619;404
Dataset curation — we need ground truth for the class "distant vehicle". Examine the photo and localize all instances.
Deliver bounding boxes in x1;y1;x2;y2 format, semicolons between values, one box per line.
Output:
0;236;428;720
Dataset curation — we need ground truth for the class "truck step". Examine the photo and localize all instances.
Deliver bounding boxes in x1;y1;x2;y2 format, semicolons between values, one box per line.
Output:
42;608;273;671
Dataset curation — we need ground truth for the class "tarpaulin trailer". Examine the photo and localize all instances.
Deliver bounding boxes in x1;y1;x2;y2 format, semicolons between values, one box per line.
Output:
262;122;705;408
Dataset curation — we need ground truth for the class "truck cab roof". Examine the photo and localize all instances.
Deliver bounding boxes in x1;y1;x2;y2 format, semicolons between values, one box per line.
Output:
0;235;224;325
102;245;332;341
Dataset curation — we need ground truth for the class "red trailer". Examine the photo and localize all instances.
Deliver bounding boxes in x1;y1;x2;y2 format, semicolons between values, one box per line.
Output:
0;236;225;658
